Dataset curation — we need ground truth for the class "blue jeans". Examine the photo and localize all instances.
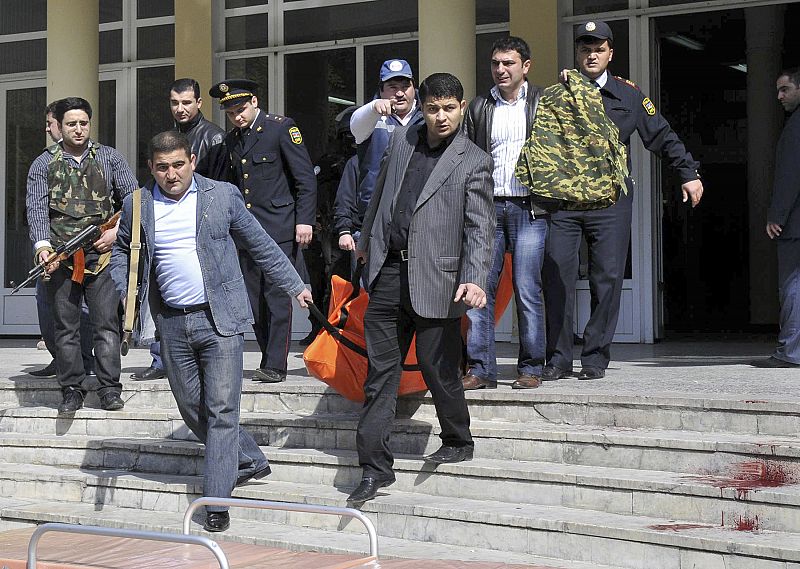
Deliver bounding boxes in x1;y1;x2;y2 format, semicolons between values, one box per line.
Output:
158;307;267;513
149;341;163;369
774;239;800;364
466;198;548;380
37;278;95;374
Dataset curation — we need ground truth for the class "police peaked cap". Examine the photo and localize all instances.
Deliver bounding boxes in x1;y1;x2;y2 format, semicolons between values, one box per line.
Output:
209;79;259;108
574;21;613;43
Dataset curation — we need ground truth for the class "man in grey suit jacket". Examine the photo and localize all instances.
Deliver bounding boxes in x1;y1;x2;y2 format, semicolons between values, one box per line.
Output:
753;68;800;368
349;73;496;503
111;131;312;532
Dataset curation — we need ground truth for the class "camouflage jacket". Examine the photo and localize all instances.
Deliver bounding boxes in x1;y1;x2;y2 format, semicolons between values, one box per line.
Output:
515;70;628;210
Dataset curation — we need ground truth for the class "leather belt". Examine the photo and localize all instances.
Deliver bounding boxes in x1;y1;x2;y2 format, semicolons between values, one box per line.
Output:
386;249;409;262
163;302;210;314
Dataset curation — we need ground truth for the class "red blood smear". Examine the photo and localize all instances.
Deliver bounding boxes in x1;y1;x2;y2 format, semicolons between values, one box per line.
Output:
685;460;796;499
733;514;760;531
647;523;712;531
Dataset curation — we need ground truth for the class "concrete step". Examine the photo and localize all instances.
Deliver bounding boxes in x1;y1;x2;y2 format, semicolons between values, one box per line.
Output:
0;498;625;569
1;440;799;532
4;376;800;435
1;406;799;474
0;473;797;569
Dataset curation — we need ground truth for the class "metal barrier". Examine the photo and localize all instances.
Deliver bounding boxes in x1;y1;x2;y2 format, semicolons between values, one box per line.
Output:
183;497;379;559
26;523;229;569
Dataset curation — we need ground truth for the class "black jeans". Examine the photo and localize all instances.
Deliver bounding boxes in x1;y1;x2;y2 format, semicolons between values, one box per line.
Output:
357;258;472;481
47;267;122;397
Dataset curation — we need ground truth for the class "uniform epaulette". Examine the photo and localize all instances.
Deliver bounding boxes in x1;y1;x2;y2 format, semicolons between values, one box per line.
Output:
614;76;640;90
263;114;286;123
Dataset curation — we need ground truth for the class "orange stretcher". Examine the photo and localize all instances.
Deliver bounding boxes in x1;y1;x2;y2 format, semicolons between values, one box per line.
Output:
304;255;514;402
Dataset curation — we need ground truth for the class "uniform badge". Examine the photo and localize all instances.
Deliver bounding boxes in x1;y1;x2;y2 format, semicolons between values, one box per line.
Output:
219;83;229;93
585;22;596;31
642;97;656;116
256;126;263;132
289;126;303;144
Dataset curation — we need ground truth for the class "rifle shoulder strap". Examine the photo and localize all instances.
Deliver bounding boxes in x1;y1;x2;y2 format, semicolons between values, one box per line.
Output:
122;189;142;339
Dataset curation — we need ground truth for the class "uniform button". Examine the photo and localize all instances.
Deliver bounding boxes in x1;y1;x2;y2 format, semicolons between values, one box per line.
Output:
244;189;250;195
246;203;252;209
241;159;247;164
243;173;249;179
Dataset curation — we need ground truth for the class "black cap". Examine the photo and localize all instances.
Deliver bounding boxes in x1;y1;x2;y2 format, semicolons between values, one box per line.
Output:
574;21;613;43
209;79;258;109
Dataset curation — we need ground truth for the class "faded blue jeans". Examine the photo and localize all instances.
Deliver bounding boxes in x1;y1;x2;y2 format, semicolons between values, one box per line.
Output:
774;239;800;364
466;197;548;381
158;307;267;513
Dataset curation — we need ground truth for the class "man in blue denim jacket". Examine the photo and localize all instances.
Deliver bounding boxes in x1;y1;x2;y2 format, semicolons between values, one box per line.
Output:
111;131;312;533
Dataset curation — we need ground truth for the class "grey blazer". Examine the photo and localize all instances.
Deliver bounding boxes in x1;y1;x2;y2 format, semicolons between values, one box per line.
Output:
358;124;495;319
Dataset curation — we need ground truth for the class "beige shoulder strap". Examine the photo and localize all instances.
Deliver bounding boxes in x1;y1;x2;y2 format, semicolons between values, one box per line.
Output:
121;189;142;356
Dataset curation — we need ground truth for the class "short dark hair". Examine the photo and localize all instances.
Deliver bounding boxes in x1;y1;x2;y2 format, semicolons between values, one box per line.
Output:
491;36;531;63
418;73;464;103
45;99;62;116
148;131;192;161
779;67;800;87
171;78;201;100
54;97;92;124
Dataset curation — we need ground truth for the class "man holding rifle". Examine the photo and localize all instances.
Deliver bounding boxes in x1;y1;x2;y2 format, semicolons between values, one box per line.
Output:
26;97;137;415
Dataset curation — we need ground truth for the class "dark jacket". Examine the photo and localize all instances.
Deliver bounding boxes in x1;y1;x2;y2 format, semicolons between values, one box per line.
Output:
176;112;225;176
462;81;553;216
769;109;800;238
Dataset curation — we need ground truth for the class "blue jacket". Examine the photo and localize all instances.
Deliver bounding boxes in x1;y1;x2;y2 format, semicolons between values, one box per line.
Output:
110;174;306;344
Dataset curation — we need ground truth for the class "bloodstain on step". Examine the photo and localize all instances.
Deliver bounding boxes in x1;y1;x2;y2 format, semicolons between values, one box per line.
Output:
684;459;797;500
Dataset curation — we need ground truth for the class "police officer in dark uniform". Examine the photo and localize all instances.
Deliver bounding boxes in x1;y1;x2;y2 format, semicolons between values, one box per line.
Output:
542;21;704;381
209;79;317;383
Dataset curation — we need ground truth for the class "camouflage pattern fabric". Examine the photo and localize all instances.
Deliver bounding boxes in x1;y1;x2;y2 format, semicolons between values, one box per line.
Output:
515;69;628;211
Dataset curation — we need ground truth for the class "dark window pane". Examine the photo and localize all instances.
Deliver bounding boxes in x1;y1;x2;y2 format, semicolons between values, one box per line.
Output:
363;42;418;102
0;0;46;34
6;86;47;288
285;0;417;44
476;0;509;25
225;14;269;51
138;24;175;60
99;80;117;147
101;0;124;23
137;66;175;183
100;29;123;64
226;0;267;7
572;0;628;15
0;39;46;74
137;0;175;18
285;49;356;162
476;32;506;94
226;57;269;110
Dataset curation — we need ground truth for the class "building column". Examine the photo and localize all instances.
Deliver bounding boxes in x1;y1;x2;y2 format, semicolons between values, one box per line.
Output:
47;0;99;135
746;5;785;324
175;0;214;94
511;0;559;88
418;0;476;102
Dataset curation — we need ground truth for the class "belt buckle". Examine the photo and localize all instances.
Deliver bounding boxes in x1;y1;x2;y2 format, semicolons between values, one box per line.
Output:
400;249;409;262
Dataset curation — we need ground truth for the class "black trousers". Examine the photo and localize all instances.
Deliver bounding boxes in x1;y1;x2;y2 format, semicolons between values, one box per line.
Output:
357;258;472;481
543;194;632;371
240;240;295;371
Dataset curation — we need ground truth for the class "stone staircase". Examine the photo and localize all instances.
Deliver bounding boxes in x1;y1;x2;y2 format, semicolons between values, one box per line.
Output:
1;369;800;568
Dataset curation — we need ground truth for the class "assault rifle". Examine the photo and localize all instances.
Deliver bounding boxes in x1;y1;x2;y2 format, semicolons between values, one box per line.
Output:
11;211;121;294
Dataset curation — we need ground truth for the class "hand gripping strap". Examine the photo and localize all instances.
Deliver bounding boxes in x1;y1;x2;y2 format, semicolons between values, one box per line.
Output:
121;189;142;356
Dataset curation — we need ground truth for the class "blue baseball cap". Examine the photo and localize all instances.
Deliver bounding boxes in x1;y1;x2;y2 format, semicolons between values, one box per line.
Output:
380;59;413;82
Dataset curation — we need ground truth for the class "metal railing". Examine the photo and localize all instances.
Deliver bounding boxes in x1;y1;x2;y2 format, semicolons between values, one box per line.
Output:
26;523;229;569
183;497;379;559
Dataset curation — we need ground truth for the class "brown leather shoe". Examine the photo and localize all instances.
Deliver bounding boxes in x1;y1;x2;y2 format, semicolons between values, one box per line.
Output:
511;374;542;389
461;374;497;390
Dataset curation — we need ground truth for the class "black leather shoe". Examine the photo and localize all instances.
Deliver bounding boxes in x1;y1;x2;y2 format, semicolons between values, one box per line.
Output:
541;365;570;381
424;445;474;464
236;462;272;487
58;391;84;414
252;368;286;383
577;367;605;380
750;356;800;368
203;511;230;532
347;477;394;503
30;360;57;377
100;393;125;411
130;365;166;381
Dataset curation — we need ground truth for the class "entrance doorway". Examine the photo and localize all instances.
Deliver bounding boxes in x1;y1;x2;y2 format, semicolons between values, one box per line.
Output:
656;5;800;334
